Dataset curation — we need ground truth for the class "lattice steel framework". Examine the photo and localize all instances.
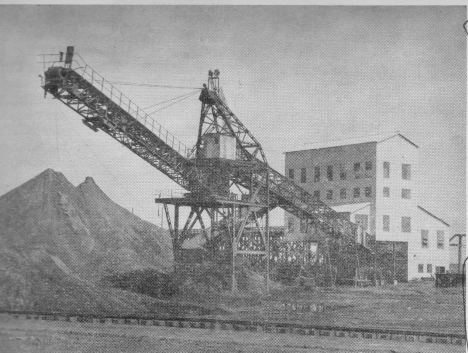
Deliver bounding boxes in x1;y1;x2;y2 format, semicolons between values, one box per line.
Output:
195;75;374;253
40;47;375;288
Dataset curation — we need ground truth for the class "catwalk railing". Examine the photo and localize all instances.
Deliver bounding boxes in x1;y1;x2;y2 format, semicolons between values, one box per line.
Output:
40;52;372;251
40;53;207;191
40;53;192;158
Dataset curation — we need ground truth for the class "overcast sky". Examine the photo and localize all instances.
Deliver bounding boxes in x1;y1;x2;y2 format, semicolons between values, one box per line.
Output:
0;6;465;232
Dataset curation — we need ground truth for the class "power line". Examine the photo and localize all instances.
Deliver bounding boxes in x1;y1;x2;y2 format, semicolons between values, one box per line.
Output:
147;91;199;116
53;104;81;182
53;102;59;162
55;101;151;218
54;101;119;181
143;90;200;110
110;81;201;90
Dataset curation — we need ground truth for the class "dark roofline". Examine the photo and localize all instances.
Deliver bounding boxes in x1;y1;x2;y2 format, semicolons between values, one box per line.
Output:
284;132;418;154
382;133;419;148
283;141;377;154
417;206;450;227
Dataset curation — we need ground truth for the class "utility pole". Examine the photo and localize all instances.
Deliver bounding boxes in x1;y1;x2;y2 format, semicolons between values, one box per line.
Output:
450;234;466;273
266;169;270;293
392;242;396;284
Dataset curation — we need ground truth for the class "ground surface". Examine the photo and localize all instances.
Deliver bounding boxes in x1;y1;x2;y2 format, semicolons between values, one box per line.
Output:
0;314;462;353
188;281;465;335
0;170;464;347
1;170;463;331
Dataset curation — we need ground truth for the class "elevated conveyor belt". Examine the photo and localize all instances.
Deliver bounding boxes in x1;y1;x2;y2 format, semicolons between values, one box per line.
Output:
41;54;210;193
41;52;373;252
207;91;374;251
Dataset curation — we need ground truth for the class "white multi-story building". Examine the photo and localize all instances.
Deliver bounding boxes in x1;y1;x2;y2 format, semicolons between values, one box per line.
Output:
284;132;450;281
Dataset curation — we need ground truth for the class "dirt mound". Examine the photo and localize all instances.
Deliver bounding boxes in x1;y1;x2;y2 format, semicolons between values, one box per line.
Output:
174;260;280;296
0;245;152;315
0;169;174;313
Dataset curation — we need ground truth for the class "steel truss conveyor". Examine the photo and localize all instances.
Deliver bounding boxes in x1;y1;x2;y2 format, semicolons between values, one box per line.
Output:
40;47;374;253
198;86;374;252
40;49;207;193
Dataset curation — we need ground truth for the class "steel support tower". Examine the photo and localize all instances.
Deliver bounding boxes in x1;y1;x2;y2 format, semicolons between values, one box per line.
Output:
40;47;376;290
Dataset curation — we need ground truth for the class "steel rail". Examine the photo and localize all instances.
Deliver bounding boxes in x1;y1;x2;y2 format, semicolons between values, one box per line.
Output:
2;309;465;346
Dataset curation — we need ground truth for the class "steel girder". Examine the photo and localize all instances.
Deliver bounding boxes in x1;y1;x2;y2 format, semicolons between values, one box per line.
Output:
42;69;215;195
41;54;373;254
206;91;374;252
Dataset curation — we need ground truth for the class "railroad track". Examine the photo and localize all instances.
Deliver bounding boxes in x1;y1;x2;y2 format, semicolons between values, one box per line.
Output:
1;310;465;347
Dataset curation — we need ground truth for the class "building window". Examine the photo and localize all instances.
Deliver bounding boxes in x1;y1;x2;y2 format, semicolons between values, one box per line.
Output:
427;264;432;273
418;264;424;273
421;229;429;248
339;164;347;180
327;166;333;181
313;190;320;200
353;187;360;198
383;161;390;178
383;215;390;232
326;189;333;200
402;189;411;199
289;169;294;180
383;187;390;197
314;166;320;182
402;164;411;180
340;188;347;199
354;162;362;179
301;168;306;183
401;217;411;233
300;218;307;233
365;186;372;197
436;266;446;274
437;230;444;249
287;218;295;232
365;161;372;178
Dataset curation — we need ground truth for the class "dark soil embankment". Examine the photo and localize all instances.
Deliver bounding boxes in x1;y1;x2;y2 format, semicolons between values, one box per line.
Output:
0;169;182;315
